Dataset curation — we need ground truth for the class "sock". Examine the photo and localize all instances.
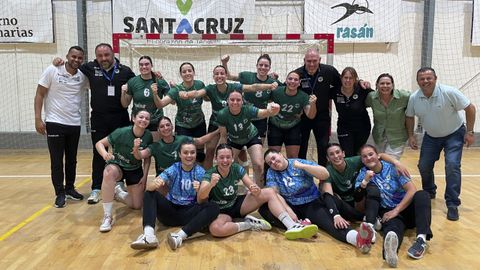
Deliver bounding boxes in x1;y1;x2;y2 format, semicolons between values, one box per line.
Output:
417;234;427;241
176;229;188;240
103;202;113;216
144;226;155;237
236;221;252;232
118;190;128;201
346;229;358;246
278;211;296;229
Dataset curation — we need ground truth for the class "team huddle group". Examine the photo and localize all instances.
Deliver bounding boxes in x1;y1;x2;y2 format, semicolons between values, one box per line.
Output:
34;42;476;268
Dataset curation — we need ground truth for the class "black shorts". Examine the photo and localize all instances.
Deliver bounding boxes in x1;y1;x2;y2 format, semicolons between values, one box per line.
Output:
175;122;207;140
119;166;144;186
267;122;302;146
228;135;262;150
147;121;159;132
219;195;246;218
252;119;268;138
207;122;219;133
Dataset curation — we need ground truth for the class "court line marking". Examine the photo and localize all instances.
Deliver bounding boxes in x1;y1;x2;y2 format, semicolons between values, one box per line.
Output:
0;177;91;242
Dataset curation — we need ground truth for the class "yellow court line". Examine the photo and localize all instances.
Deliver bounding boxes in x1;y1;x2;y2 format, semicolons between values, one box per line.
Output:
0;177;91;242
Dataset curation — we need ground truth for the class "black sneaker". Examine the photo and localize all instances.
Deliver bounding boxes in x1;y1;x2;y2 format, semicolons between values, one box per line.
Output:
66;189;84;201
447;207;459;221
54;194;66;208
407;237;428;259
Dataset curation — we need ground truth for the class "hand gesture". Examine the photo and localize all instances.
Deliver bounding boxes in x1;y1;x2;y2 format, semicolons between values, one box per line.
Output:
35;119;46;135
152;176;165;190
210;173;221;187
153;71;163;80
268;102;281;115
121;84;128;94
179;91;189;99
365;170;375;182
193;180;200;192
52;57;64;66
359;80;371;89
151;83;158;95
309;94;317;104
269;82;279;90
269;72;279;80
248;184;261;196
293;160;303;169
133;138;142;149
394;163;411;179
221;54;230;64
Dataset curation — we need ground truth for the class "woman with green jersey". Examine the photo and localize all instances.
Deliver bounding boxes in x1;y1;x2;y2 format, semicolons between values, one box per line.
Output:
133;116;218;178
120;56;170;141
155;62;207;163
216;90;280;185
198;144;318;240
95;109;153;233
179;65;278;169
269;70;317;158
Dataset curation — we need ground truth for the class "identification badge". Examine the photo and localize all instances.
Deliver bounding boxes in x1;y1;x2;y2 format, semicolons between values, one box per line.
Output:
107;85;115;96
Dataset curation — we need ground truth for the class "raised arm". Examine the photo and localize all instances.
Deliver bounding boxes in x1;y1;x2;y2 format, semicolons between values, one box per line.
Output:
194;129;220;146
217;126;228;145
242;82;278;93
379;153;411;178
34;85;48;135
293;160;329;180
146;175;166;192
157;95;174;109
304;95;317;119
178;88;207;100
221;54;240;81
197;173;220;203
132;138;152;160
120;84;132;108
256;102;280;119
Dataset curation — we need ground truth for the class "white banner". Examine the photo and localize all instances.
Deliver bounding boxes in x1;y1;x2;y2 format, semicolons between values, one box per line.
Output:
473;0;480;45
304;0;401;43
0;0;53;43
113;0;256;35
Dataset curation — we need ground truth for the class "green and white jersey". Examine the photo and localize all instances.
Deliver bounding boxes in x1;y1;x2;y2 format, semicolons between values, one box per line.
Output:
238;71;280;121
325;156;363;203
148;135;193;175
216;105;259;145
107;126;153;170
202;163;246;209
270;86;309;129
127;75;169;125
204;83;243;127
167;80;206;128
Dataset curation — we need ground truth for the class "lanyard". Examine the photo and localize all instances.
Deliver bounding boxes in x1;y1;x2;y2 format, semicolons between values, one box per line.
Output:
101;62;118;85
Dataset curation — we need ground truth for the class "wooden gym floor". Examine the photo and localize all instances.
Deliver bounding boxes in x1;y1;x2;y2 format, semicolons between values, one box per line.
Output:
0;148;479;269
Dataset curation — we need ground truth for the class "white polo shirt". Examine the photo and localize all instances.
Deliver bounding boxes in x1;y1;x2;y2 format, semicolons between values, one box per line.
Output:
406;83;470;138
38;64;88;126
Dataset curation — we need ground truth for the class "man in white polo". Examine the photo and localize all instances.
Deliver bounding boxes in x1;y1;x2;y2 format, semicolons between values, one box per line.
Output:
34;46;89;208
406;67;476;221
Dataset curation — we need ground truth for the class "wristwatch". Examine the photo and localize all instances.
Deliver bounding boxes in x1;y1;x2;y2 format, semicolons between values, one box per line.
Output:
467;130;475;135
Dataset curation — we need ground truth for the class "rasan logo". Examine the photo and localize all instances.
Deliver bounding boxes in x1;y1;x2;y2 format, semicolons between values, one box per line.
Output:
331;0;374;39
123;0;245;34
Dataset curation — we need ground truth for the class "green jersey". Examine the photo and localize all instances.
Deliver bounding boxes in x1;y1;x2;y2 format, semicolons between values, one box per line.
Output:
148;135;193;175
216;105;259;145
167;80;206;128
325;156;363;203
202;163;246;209
107;126;153;170
127;75;169;125
238;71;279;109
270;86;309;129
204;83;243;127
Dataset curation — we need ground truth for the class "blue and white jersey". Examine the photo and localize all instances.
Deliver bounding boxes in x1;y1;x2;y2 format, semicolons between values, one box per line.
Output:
355;161;410;209
265;158;320;205
160;162;205;206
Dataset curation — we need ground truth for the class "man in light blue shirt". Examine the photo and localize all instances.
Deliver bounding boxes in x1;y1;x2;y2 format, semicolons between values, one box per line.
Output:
406;67;476;221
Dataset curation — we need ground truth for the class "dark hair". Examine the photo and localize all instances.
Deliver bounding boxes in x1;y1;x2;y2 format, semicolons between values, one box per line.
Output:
215;143;233;156
133;109;150;117
341;67;359;82
326;142;342;153
376;73;395;86
287;70;302;78
257;54;271;65
264;148;280;160
158;116;172;124
359;144;378;154
94;43;113;52
68;46;84;54
139;56;157;80
179;141;196;153
417;67;437;77
213;65;226;73
179;62;195;73
227;89;243;99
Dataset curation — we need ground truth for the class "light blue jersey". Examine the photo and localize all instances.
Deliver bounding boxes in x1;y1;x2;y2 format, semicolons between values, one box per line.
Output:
159;162;205;206
265;159;320;205
355;161;410;209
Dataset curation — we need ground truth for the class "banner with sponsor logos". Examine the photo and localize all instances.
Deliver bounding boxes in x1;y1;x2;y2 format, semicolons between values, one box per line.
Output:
0;0;53;43
304;0;400;43
113;0;256;35
473;0;480;45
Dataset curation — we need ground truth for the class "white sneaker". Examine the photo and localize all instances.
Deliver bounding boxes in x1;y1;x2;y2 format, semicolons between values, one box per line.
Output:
114;184;127;204
88;189;101;204
130;234;159;250
284;223;318;240
375;217;383;231
117;181;127;192
245;215;272;231
99;215;114;232
167;233;183;250
384;231;399;268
